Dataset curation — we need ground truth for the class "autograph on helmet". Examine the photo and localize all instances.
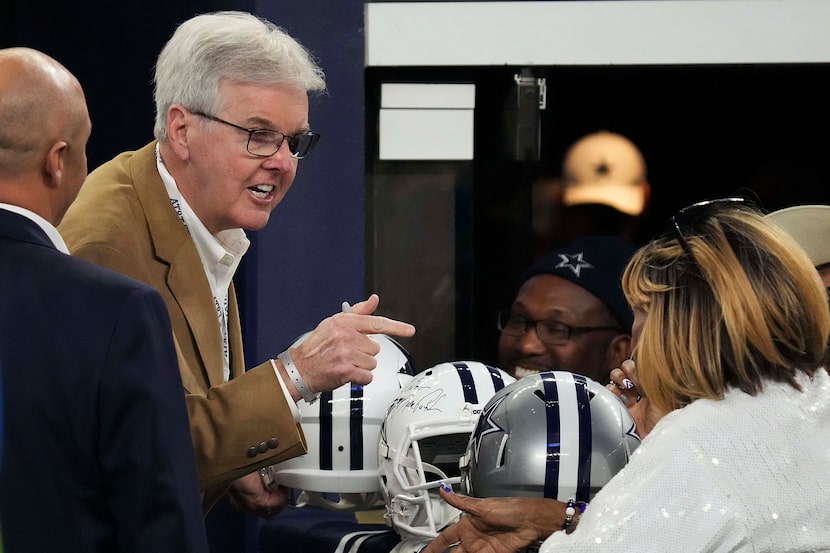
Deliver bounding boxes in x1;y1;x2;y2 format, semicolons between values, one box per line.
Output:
387;384;446;418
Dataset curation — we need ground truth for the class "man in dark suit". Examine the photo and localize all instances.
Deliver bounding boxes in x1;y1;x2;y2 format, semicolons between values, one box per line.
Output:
0;47;208;552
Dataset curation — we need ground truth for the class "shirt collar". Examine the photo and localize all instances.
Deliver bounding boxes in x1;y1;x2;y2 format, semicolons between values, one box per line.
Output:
154;143;250;272
0;203;70;254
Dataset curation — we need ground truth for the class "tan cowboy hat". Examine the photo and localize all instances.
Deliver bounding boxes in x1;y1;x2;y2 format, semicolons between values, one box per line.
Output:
765;204;830;267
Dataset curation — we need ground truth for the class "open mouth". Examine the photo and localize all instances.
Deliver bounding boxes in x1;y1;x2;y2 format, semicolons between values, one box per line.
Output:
249;184;275;200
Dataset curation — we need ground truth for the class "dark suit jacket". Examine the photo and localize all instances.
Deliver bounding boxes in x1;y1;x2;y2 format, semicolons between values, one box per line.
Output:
58;142;306;509
0;208;208;552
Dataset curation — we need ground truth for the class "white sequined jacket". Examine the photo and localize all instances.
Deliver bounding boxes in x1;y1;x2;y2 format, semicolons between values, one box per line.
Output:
541;369;830;552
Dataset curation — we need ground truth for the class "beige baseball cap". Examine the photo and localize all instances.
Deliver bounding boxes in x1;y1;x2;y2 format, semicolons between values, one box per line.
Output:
561;131;649;216
764;205;830;267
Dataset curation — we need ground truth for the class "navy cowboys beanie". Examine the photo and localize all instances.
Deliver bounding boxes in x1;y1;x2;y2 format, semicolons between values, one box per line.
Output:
517;235;639;332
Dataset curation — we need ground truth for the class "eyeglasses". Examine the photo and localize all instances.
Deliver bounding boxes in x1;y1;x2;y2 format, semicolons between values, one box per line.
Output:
192;111;320;159
668;197;753;265
497;310;620;346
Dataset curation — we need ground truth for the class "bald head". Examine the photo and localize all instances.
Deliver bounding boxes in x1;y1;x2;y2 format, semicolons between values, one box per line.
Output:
0;47;91;222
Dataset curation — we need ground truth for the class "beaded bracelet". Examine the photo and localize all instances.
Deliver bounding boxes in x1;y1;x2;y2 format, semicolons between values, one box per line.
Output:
278;349;319;404
562;498;588;534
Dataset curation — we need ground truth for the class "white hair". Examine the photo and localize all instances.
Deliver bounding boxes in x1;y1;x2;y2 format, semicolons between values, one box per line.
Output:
153;10;326;140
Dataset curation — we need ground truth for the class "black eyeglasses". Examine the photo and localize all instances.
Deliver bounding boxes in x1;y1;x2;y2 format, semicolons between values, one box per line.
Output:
192;111;320;159
668;197;753;265
497;310;620;346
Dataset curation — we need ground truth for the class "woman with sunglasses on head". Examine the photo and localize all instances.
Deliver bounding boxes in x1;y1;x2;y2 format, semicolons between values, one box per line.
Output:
424;198;830;553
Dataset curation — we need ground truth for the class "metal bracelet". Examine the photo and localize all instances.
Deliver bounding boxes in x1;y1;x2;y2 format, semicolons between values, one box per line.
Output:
278;349;319;404
259;466;275;488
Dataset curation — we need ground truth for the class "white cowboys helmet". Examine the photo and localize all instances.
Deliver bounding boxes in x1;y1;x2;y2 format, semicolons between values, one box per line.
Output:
270;332;416;511
460;371;640;503
378;361;515;540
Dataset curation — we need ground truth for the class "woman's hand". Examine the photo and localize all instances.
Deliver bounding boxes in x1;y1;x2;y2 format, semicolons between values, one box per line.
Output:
422;488;565;553
607;359;664;439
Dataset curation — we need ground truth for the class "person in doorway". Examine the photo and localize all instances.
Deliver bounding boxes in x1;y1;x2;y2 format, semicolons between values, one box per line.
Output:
534;130;651;253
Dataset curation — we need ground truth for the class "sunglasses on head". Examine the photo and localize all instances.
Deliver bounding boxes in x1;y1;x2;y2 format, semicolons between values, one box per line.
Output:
667;196;758;265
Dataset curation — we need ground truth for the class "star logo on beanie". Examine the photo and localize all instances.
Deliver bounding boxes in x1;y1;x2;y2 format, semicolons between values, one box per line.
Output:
555;252;594;277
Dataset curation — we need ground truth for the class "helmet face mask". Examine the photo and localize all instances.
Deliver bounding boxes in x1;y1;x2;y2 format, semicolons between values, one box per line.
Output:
461;371;640;503
378;361;516;540
271;333;417;511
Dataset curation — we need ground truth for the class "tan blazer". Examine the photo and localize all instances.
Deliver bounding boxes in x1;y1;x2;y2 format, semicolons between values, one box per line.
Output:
59;142;306;510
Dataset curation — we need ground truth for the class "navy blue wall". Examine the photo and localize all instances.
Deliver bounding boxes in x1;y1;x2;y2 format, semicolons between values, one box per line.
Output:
244;0;367;362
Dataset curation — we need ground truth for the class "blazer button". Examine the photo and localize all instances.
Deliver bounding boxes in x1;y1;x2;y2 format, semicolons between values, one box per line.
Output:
257;442;269;454
267;438;279;449
247;447;258;458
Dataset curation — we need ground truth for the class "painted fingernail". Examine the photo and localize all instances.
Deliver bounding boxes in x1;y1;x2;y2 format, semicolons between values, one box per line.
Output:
622;359;635;370
622;378;635;389
439;481;453;493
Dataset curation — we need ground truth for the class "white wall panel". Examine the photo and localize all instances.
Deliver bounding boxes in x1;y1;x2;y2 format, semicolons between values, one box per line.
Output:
379;108;475;160
366;1;830;66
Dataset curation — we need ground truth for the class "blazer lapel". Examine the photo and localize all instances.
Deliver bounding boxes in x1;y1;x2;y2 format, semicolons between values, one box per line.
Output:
226;282;247;380
131;144;227;387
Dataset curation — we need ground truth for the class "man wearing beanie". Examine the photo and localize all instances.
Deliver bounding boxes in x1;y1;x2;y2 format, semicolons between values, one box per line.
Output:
497;235;637;384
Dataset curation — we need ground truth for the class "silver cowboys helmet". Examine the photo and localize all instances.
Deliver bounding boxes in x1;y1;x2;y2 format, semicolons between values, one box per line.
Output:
378;361;515;540
270;332;416;511
460;370;640;503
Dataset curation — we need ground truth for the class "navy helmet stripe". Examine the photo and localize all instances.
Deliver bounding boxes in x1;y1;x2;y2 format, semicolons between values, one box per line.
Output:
542;376;561;499
320;390;334;470
386;335;418;376
452;362;478;404
572;374;592;503
350;385;364;469
485;364;507;391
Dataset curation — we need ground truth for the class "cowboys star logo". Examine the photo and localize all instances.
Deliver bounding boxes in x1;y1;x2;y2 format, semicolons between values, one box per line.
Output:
470;394;509;464
554;252;593;277
625;421;641;444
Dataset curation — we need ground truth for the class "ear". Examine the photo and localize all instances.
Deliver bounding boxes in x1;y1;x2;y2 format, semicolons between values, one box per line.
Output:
606;333;632;373
641;180;652;210
165;105;191;161
44;141;68;188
